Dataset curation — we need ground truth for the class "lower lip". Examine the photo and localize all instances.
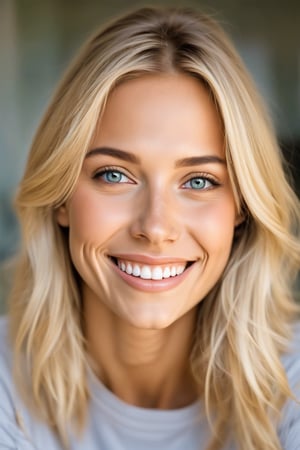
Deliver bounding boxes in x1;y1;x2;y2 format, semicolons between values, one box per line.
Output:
110;260;195;293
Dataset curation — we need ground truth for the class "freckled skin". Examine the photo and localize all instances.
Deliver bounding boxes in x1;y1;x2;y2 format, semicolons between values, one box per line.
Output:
56;74;240;407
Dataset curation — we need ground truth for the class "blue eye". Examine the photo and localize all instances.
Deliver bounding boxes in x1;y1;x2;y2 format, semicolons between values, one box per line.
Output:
183;177;214;190
95;169;130;184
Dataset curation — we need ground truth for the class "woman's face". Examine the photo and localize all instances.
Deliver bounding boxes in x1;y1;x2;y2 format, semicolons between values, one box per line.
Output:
57;74;240;329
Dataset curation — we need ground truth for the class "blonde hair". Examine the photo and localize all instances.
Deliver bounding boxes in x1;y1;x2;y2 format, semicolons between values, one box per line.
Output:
9;7;300;450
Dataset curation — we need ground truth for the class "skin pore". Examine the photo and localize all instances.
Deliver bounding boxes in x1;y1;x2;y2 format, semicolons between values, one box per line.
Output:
56;73;240;409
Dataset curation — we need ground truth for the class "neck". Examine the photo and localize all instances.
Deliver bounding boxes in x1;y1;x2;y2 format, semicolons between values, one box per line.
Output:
83;286;199;409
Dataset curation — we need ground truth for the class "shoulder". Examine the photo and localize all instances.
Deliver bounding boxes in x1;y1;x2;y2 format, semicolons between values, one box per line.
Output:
0;315;35;448
281;321;300;384
0;315;64;449
0;315;14;393
278;321;300;448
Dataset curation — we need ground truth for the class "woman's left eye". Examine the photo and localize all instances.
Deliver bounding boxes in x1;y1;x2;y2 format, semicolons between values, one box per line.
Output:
182;176;216;190
94;169;131;184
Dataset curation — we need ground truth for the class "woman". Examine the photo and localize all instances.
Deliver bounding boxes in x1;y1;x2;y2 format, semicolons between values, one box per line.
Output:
1;6;299;450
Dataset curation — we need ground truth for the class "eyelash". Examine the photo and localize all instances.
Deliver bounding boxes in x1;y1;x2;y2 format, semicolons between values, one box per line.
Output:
182;173;220;190
93;166;220;190
93;166;134;184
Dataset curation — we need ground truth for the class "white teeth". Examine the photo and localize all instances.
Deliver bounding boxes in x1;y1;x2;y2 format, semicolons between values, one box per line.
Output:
177;266;184;275
163;267;170;278
171;267;177;277
132;264;141;277
116;259;188;280
152;267;163;280
140;266;151;279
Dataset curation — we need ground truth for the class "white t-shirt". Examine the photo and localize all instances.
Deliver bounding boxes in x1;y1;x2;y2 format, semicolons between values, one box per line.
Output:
0;315;300;450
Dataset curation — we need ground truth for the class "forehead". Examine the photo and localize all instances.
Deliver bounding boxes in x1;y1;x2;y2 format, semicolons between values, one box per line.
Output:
90;73;224;161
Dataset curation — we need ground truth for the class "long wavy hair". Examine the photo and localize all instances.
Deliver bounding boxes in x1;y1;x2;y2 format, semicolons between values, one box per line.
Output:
9;7;300;450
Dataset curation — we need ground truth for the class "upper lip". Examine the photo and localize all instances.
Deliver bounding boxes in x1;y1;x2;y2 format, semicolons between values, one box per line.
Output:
109;253;196;265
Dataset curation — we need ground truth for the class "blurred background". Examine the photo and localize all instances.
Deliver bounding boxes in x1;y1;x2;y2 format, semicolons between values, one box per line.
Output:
0;0;299;312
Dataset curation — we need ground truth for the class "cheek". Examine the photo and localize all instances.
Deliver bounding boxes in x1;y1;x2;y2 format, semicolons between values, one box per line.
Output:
189;196;236;252
68;187;133;243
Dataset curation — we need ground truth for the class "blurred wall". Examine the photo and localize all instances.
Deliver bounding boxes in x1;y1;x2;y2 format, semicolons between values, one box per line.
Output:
0;0;299;311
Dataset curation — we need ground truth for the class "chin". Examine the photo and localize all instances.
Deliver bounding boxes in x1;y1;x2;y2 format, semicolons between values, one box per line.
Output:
121;307;180;330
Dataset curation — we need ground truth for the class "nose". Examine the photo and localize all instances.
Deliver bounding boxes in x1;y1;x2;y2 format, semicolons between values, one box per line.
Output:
129;188;181;245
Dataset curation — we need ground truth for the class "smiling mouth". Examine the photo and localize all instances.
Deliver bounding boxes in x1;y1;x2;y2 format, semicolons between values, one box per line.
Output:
109;256;194;280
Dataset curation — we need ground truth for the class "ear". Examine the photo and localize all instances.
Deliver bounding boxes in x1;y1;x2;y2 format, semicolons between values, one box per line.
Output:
55;204;70;227
234;204;248;229
234;213;245;228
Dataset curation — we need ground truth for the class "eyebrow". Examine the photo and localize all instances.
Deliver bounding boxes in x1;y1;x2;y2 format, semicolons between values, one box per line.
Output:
174;155;226;167
85;147;226;167
86;147;140;164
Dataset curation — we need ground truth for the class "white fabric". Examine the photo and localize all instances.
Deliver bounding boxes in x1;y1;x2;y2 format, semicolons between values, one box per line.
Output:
0;315;300;449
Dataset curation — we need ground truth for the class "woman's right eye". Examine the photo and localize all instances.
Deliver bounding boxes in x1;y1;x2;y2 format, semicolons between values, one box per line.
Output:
94;169;132;184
